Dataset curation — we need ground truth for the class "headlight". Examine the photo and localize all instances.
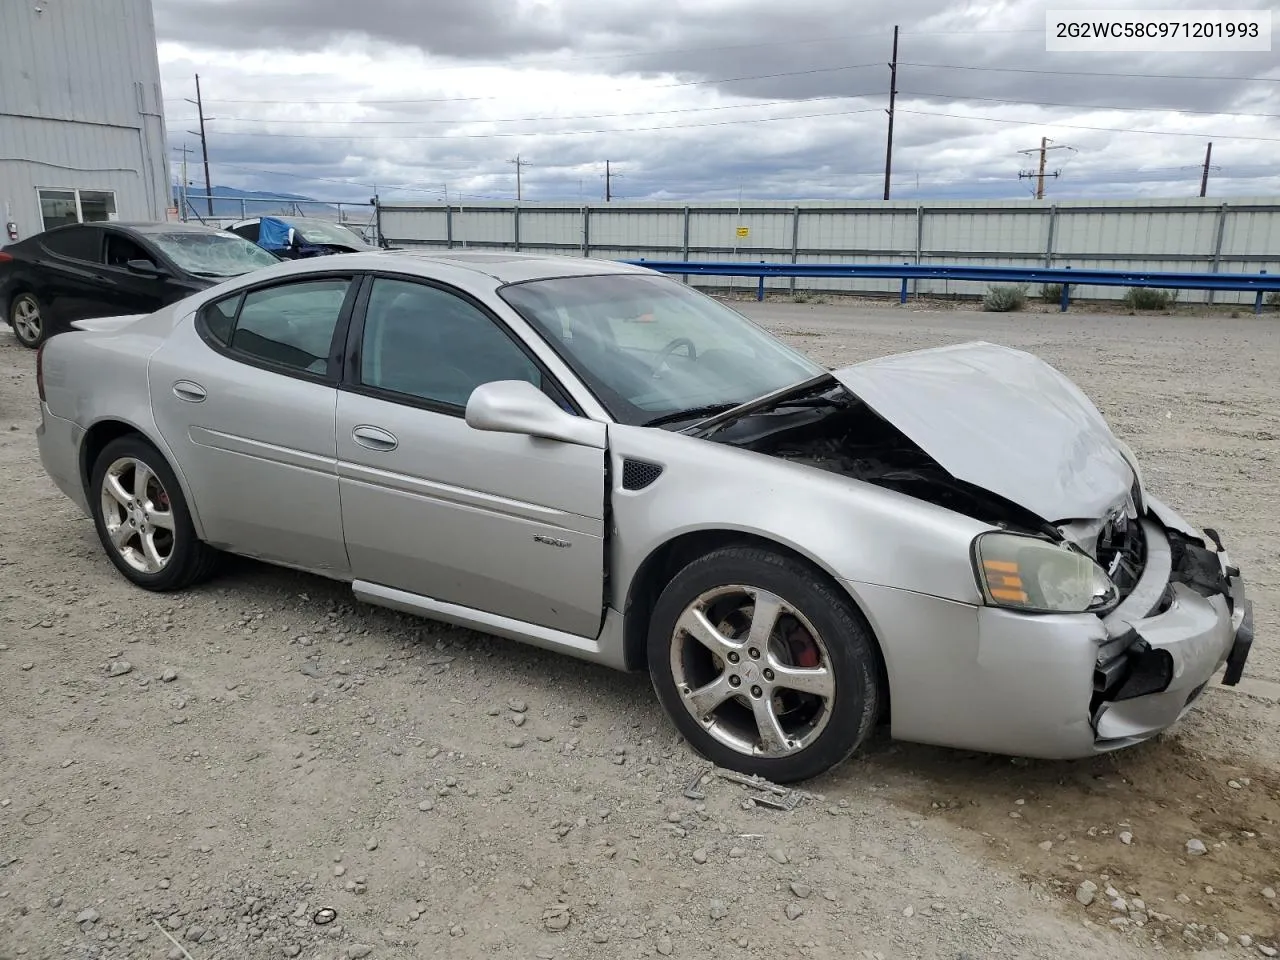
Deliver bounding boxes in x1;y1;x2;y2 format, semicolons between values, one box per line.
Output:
973;532;1118;614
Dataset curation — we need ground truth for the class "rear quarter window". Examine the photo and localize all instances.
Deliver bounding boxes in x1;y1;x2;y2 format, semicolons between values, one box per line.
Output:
40;226;102;263
200;293;242;346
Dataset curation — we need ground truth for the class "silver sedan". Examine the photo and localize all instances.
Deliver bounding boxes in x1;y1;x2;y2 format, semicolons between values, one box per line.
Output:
34;251;1256;782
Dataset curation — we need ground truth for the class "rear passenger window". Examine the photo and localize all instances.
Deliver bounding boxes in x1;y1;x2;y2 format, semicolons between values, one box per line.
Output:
40;225;101;263
230;278;350;374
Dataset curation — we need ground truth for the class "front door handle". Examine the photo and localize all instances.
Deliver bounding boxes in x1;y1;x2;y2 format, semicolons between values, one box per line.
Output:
352;425;398;451
173;380;207;402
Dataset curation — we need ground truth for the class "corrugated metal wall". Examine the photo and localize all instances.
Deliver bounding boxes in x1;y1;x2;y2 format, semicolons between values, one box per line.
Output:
380;198;1280;304
0;0;169;237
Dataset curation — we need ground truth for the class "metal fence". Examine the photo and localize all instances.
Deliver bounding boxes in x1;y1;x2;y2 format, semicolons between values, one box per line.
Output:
178;193;379;242
377;197;1280;305
624;260;1280;314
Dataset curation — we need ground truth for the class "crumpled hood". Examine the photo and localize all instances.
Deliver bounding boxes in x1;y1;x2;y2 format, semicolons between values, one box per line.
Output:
831;341;1137;523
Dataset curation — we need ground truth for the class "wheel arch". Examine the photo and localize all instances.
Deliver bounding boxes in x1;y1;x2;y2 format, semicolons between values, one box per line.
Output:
619;528;891;721
6;280;36;310
79;417;208;539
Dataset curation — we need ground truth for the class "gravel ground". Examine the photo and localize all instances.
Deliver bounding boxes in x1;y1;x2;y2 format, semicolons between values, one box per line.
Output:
1;300;1276;960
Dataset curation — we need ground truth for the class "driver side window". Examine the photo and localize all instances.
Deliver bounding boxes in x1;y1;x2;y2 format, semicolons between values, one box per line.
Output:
104;233;156;269
359;278;549;410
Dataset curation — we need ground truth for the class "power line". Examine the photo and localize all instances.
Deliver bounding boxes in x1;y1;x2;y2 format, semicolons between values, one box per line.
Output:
178;107;882;141
159;36;880;93
153;27;1054;100
899;109;1280;143
164;94;863;126
900;62;1280;83
167;63;882;106
167;90;1280;131
898;91;1280;119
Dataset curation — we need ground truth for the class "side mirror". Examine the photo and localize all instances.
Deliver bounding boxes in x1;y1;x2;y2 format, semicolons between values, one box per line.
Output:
465;380;604;448
126;259;165;278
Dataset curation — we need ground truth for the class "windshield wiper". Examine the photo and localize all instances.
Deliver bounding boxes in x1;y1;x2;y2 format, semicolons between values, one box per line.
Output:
772;395;846;409
642;402;741;428
189;270;228;278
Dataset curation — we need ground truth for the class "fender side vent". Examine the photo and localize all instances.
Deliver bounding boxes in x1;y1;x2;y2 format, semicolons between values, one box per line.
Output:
622;459;663;491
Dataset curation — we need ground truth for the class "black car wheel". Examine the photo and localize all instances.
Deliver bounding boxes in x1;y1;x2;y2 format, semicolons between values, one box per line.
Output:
648;545;883;783
9;292;44;348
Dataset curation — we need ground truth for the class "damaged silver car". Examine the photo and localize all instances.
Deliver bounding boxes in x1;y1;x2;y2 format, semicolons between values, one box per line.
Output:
34;252;1255;782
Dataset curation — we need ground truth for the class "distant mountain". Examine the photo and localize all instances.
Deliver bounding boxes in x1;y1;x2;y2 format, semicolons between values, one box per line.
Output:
172;185;337;218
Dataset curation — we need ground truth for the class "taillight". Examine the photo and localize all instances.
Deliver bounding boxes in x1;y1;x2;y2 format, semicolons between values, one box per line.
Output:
0;252;13;263
36;341;46;402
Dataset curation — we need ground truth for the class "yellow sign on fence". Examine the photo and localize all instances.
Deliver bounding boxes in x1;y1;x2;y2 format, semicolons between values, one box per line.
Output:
735;226;750;238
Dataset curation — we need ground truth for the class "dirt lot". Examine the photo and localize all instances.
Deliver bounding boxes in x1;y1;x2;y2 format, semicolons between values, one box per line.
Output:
1;300;1277;960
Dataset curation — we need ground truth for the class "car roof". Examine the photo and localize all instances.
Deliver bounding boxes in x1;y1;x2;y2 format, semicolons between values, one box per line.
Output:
370;249;654;284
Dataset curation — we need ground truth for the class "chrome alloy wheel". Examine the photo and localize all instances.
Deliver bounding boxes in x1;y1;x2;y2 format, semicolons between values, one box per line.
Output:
669;585;836;758
99;457;176;574
11;294;41;345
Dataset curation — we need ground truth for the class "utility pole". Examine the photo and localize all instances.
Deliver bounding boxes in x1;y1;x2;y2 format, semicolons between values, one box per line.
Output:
508;154;531;201
173;144;192;220
883;24;899;201
603;161;623;201
1199;141;1213;197
183;75;213;216
1018;137;1073;199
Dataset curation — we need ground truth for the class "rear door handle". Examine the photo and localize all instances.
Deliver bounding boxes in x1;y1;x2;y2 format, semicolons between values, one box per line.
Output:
352;425;398;451
173;380;207;402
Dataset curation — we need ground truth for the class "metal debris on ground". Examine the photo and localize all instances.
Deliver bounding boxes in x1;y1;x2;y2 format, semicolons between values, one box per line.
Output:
682;764;807;810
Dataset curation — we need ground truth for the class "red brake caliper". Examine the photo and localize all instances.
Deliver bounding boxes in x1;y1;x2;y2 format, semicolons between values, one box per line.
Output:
787;625;821;668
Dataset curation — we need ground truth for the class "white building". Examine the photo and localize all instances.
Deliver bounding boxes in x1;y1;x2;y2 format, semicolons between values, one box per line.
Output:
0;0;170;242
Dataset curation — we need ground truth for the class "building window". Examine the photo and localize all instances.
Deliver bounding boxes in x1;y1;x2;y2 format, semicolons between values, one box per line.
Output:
37;189;118;231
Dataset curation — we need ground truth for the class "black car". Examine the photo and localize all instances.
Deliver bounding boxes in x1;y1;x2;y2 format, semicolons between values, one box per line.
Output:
1;221;280;348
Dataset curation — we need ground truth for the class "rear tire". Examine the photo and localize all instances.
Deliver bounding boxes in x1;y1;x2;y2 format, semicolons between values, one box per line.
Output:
647;545;882;783
88;435;219;591
9;291;44;348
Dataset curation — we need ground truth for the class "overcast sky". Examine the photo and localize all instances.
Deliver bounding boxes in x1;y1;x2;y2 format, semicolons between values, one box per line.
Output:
152;0;1279;205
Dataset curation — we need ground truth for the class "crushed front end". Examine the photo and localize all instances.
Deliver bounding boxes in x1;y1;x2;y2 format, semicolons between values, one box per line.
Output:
1086;504;1253;748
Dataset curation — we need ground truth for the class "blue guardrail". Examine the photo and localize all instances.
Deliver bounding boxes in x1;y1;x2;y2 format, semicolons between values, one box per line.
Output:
621;259;1280;313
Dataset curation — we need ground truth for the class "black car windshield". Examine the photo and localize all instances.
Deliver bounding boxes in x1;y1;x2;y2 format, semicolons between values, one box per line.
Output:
296;221;370;248
500;273;825;427
150;231;280;277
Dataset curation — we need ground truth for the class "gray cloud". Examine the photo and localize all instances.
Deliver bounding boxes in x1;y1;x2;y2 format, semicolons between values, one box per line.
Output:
153;0;1280;204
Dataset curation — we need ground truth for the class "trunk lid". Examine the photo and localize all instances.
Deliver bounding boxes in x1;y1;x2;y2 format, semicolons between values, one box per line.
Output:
829;341;1137;523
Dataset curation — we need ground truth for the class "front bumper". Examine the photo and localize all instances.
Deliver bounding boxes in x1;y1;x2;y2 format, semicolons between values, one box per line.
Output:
1081;515;1251;748
854;512;1255;760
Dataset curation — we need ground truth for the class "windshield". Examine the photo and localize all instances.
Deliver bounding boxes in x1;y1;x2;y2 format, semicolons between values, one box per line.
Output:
295;220;370;248
150;231;280;277
500;273;825;427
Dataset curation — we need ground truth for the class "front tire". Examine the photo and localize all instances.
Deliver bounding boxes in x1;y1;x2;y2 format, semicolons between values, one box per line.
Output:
9;292;44;348
89;435;219;591
648;545;882;783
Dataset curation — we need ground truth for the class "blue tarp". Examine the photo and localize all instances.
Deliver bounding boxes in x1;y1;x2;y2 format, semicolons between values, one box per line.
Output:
257;216;293;253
